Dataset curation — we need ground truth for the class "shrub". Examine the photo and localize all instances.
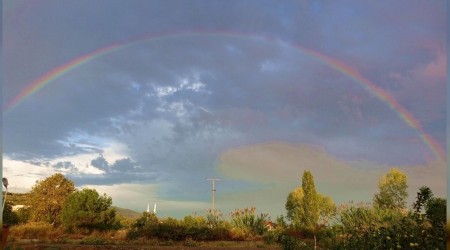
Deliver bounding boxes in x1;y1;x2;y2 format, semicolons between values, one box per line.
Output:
183;237;200;247
280;235;311;250
3;202;19;225
263;228;283;245
60;188;119;232
230;207;269;236
9;222;53;240
80;236;107;245
126;212;159;239
336;202;445;249
182;215;207;228
16;207;31;224
126;212;232;241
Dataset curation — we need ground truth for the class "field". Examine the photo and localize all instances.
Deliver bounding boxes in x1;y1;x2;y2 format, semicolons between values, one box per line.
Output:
5;240;281;250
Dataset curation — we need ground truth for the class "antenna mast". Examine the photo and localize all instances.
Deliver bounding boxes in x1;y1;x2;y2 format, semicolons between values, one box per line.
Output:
205;178;220;214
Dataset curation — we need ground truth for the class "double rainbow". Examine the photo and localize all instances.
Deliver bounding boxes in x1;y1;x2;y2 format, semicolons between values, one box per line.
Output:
4;30;445;163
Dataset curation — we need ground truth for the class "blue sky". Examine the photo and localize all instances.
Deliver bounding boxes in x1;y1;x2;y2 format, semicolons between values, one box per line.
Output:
2;0;446;218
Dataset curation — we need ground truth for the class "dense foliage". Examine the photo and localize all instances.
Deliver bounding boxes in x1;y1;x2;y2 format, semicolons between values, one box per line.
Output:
3;170;446;249
28;173;75;225
373;168;408;210
60;188;119;231
126;211;230;241
230;207;269;239
3;201;19;225
285;170;335;230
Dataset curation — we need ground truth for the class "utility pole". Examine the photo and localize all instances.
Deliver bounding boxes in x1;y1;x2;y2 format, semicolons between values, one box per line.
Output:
205;178;220;214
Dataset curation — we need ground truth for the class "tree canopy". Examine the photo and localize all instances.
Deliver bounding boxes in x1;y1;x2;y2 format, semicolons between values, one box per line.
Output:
28;173;75;225
285;170;335;229
373;168;408;210
60;188;118;231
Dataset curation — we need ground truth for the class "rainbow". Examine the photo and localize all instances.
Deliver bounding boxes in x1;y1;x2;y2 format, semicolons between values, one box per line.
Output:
4;30;446;162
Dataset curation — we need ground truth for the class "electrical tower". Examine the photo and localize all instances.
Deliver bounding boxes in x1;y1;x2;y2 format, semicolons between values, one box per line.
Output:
205;178;220;214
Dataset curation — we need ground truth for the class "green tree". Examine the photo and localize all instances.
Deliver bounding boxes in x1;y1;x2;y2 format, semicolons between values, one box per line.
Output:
60;188;118;231
425;197;446;227
318;195;336;225
373;168;408;210
285;170;335;229
28;173;75;225
412;186;433;214
302;171;318;228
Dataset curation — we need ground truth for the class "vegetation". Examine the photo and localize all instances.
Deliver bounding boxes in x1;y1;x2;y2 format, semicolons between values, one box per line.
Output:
373;168;408;210
126;211;230;241
28;173;76;225
229;207;269;239
60;188;119;231
285;170;335;229
2;169;446;249
3;201;19;225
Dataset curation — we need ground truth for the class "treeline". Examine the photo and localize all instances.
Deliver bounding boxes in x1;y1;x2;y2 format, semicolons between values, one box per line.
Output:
2;169;446;249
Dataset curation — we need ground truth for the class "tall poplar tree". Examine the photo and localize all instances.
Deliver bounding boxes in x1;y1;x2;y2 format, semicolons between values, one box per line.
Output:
286;170;335;229
301;170;319;228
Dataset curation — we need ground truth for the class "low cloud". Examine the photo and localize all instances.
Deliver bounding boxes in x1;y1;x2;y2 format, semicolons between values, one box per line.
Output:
218;142;445;209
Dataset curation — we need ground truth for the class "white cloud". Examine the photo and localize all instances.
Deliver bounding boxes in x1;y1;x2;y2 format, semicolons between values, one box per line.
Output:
260;60;278;72
154;73;208;98
3;157;57;193
155;86;179;98
3;138;134;192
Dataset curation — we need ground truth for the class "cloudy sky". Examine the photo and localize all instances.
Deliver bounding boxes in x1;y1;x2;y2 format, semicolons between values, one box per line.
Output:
3;1;447;218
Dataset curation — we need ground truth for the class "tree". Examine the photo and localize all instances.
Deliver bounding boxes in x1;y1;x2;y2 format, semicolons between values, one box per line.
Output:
60;188;118;231
373;168;408;210
28;173;75;225
425;197;446;227
285;170;335;229
302;171;319;228
412;186;433;214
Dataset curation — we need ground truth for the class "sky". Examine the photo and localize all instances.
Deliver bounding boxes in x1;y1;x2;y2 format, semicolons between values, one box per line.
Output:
2;0;447;219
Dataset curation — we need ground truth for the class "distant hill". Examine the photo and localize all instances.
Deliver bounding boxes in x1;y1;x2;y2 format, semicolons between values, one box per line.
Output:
113;206;142;219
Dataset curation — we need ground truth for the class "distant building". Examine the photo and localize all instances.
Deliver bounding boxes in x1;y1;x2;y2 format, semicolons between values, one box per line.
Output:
265;221;277;231
12;205;29;211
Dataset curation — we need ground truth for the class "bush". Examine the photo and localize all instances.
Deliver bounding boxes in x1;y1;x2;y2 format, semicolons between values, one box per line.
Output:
16;207;31;224
126;212;232;241
60;188;119;232
3;202;19;225
230;207;269;236
336;203;445;249
80;236;107;245
183;237;200;247
280;235;311;250
263;228;283;245
9;222;53;239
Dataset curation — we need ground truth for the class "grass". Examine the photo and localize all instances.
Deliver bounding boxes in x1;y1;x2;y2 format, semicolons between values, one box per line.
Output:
5;239;281;249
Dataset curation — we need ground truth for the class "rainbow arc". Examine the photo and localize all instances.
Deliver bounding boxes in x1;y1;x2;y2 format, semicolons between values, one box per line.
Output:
4;30;445;163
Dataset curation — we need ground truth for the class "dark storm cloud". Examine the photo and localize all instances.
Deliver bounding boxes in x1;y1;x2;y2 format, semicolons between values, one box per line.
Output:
3;0;446;193
65;155;155;186
6;32;434;165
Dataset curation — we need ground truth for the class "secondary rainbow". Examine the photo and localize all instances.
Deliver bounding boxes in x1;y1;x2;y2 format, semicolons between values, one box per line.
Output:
4;30;445;162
